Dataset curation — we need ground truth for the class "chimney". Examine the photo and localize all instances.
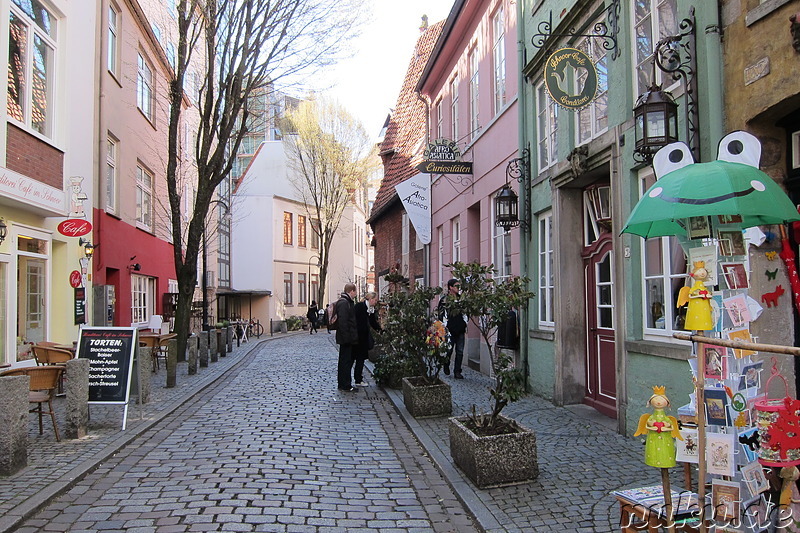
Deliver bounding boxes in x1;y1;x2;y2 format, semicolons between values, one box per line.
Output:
420;15;429;32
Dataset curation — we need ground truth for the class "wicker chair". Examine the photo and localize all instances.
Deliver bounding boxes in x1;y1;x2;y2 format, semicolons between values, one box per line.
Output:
32;345;74;365
0;366;64;441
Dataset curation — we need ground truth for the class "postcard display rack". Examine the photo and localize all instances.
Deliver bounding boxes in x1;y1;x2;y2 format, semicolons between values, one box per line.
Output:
670;219;800;533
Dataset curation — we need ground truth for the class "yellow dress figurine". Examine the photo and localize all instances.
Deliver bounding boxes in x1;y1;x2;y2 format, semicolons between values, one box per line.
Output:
634;386;683;468
677;261;714;330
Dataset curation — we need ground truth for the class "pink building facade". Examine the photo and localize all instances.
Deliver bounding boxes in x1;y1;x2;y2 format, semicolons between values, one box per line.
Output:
418;0;519;373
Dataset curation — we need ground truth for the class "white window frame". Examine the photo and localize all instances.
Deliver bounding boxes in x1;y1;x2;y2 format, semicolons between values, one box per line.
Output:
469;46;479;140
437;226;444;287
538;211;554;328
639;168;688;338
106;136;117;214
450;75;459;142
435;99;443;139
137;52;154;121
576;25;608;145
492;196;512;281
166;42;176;71
131;274;155;327
632;0;678;96
536;80;558;171
107;3;119;75
284;272;293;305
492;5;506;115
452;217;461;264
8;0;57;138
136;165;153;231
298;273;307;305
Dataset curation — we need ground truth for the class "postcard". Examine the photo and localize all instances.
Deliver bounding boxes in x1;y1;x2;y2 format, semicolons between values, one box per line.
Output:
738;362;763;390
707;432;737;476
724;293;752;327
722;262;749;290
712;478;741;521
688;216;711;239
705;388;732;426
702;344;728;380
676;428;699;463
718;230;746;256
726;327;756;358
711;294;724;332
718;214;743;225
688;245;718;285
741;461;769;499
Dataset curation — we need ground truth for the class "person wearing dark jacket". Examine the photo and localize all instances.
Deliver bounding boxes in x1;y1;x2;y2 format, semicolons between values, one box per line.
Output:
306;301;319;334
437;278;468;379
353;292;381;386
334;283;359;391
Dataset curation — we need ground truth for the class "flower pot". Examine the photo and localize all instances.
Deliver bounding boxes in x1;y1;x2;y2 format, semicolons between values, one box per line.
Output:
402;376;452;418
448;414;539;488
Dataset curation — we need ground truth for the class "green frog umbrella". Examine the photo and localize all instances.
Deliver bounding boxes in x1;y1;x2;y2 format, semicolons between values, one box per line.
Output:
622;131;800;239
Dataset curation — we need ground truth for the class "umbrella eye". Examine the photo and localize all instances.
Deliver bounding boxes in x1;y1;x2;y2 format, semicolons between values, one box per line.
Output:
668;149;684;163
649;187;664;199
728;140;744;155
752;180;766;192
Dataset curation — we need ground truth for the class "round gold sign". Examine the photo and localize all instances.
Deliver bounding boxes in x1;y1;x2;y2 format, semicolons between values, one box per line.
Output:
544;48;598;110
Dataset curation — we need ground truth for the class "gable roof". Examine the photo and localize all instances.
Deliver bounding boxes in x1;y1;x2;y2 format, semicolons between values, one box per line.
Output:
368;20;444;224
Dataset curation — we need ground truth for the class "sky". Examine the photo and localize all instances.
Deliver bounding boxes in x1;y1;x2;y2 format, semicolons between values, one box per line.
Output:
325;0;455;139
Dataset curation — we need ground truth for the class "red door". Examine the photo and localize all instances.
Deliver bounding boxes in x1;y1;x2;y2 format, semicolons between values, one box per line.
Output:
583;234;617;418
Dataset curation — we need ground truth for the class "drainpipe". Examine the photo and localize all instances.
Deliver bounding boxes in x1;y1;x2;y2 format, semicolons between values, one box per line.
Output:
703;6;724;146
516;0;531;385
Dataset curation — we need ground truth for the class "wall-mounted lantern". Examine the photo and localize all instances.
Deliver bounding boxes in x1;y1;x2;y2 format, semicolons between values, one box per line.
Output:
633;83;679;164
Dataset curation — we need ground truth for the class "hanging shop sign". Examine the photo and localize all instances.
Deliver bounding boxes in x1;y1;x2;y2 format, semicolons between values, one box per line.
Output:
416;138;473;175
395;173;431;244
74;287;86;325
544;48;598;110
57;218;92;237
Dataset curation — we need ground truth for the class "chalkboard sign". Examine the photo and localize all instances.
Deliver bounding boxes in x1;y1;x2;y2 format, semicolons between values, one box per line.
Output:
77;327;137;404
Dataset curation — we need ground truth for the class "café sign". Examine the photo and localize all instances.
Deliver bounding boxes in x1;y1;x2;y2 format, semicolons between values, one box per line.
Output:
544;47;598;110
417;138;473;175
57;218;92;237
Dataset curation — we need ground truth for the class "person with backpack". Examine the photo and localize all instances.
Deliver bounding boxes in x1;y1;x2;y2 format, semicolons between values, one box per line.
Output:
437;278;468;379
332;283;359;391
306;300;319;334
353;291;382;386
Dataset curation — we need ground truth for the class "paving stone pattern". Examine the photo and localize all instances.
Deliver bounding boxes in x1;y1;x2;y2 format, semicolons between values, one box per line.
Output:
11;334;477;533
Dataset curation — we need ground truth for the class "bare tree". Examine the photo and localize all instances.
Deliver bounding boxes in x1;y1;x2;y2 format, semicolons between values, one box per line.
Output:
164;0;363;356
282;98;376;306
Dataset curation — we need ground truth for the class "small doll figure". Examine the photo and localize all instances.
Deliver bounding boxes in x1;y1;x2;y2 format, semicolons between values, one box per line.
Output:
677;261;714;330
634;386;682;468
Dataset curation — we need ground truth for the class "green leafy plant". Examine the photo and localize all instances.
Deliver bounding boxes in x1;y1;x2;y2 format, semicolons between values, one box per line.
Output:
285;315;303;331
449;261;533;433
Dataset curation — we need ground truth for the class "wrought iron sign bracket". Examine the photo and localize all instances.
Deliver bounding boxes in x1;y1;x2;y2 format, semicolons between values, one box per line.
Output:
654;7;699;160
531;0;621;60
505;147;531;232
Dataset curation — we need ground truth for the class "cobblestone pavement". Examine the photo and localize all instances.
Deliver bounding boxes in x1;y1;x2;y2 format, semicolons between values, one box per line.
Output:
8;333;477;533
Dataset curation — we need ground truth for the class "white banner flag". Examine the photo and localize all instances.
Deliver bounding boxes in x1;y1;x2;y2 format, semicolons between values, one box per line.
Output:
395;173;431;245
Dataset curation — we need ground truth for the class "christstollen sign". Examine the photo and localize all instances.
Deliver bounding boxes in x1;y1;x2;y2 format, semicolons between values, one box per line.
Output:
395;173;431;245
544;47;598;110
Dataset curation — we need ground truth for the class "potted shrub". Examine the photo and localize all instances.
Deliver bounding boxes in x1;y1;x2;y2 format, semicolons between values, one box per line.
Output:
401;311;452;418
446;261;538;488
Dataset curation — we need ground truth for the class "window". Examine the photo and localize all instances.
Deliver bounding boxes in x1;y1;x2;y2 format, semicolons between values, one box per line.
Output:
450;75;459;142
311;274;319;304
633;0;677;95
106;137;117;213
298;215;306;247
640;169;687;335
435;99;443;139
310;219;320;249
136;165;153;230
452;217;461;264
492;196;512;281
437;226;444;286
151;23;161;44
167;0;177;17
492;6;506;115
284;272;293;305
577;26;608;144
166;42;176;71
538;212;554;327
131;274;155;326
137;53;153;120
107;4;119;75
536;81;558;170
298;273;307;305
8;0;57;137
283;212;293;245
469;48;479;140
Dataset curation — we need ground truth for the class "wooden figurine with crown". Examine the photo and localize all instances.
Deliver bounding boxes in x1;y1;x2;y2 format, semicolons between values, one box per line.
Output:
677;261;714;331
634;386;683;468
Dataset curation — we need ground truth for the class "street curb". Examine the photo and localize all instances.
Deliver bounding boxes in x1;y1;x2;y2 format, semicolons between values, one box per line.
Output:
367;363;500;533
0;333;297;533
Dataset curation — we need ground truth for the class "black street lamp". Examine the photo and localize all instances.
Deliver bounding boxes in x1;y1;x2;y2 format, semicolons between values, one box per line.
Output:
633;83;679;164
203;199;230;331
494;185;520;230
307;254;320;304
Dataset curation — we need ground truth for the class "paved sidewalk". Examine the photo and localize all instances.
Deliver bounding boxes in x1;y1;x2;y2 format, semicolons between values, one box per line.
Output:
0;332;297;533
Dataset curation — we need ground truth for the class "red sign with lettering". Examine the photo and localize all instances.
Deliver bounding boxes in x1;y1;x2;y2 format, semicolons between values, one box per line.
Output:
57;219;92;237
69;270;82;288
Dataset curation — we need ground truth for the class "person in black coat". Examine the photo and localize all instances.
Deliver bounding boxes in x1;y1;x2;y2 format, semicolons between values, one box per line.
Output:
306;301;319;334
353;292;381;386
437;278;468;379
334;284;359;391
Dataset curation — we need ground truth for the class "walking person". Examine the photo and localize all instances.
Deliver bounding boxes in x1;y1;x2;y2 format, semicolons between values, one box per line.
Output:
437;278;468;379
353;292;382;386
334;283;359;391
306;300;319;334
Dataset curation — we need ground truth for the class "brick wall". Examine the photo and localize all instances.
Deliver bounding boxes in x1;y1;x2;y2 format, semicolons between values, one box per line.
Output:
372;203;424;283
6;123;64;189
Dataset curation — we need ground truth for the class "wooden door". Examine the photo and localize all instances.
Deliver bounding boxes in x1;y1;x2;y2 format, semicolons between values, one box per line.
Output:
583;235;617;418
